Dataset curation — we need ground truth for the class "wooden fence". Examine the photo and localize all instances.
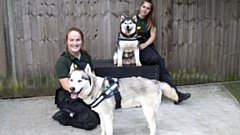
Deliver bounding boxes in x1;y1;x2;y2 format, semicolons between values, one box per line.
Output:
0;0;240;97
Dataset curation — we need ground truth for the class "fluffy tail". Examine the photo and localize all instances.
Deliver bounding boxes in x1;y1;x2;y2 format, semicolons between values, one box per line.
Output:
159;82;179;101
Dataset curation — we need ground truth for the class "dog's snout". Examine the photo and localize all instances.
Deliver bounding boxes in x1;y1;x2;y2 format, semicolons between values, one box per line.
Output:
126;25;130;29
70;87;75;91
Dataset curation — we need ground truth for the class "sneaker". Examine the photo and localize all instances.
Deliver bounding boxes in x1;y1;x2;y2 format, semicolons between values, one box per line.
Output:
174;92;191;105
52;111;62;121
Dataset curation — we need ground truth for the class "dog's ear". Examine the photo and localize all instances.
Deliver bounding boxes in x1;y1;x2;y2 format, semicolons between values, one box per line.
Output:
84;64;92;75
120;15;125;22
132;15;137;23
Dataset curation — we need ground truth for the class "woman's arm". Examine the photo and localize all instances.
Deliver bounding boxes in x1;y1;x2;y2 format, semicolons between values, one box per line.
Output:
59;78;70;92
139;27;156;50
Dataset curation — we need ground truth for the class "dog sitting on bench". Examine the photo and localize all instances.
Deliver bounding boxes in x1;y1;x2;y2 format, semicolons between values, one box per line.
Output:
113;15;142;67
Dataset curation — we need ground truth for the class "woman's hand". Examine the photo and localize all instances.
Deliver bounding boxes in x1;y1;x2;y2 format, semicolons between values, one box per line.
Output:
139;43;148;50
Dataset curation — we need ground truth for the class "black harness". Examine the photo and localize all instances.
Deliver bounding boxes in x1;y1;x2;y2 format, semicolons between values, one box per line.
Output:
90;77;122;109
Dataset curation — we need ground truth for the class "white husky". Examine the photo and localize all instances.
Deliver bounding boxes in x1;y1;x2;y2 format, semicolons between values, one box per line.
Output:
69;64;178;135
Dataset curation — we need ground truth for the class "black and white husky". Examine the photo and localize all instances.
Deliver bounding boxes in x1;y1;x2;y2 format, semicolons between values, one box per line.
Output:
69;64;179;135
113;15;142;66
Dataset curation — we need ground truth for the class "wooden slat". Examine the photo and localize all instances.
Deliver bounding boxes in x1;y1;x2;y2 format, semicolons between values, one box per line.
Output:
177;0;184;85
222;0;232;81
236;0;240;78
30;0;40;79
171;0;179;84
229;0;238;80
161;0;170;66
195;0;203;84
21;0;34;78
155;0;163;55
187;0;198;84
12;0;23;79
0;0;7;75
212;0;220;82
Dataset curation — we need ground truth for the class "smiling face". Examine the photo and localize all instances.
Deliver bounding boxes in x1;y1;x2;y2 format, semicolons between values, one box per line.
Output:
139;1;152;18
66;30;83;54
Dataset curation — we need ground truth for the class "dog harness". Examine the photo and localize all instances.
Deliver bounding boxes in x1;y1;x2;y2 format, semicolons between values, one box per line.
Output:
90;78;122;109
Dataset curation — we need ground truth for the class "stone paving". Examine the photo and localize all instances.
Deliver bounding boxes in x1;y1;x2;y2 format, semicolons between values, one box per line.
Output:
0;83;239;135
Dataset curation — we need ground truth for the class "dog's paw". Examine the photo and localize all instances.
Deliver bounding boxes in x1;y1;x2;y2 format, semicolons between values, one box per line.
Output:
136;63;142;66
117;63;123;67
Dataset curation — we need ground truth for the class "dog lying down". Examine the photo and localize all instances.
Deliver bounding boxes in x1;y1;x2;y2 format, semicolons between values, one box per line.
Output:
69;64;179;135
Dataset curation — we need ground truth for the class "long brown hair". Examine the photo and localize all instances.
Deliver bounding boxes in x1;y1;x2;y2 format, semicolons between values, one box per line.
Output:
65;27;91;57
140;0;156;30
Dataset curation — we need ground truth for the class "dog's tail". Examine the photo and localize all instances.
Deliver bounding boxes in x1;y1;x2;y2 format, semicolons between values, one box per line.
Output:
159;82;179;101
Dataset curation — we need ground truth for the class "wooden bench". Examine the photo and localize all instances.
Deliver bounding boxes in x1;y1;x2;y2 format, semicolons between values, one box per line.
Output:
92;60;159;80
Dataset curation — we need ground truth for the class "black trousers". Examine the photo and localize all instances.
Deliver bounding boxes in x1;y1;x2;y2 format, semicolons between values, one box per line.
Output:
55;89;100;130
140;45;181;95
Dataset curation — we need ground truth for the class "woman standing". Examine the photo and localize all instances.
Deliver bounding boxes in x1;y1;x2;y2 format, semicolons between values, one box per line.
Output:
137;0;191;104
52;27;99;129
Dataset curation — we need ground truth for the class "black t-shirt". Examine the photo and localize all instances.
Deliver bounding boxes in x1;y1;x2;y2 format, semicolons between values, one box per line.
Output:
136;15;151;45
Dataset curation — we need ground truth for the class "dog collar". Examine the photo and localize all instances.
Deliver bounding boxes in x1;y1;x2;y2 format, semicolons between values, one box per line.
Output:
89;78;120;108
118;33;138;41
118;37;138;41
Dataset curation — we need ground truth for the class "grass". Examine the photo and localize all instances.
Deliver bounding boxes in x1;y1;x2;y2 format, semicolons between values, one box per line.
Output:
221;81;240;104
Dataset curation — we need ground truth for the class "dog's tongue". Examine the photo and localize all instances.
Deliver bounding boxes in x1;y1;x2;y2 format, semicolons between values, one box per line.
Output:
71;93;78;99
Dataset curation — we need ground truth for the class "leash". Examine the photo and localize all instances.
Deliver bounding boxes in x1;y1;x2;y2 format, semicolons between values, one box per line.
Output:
89;78;122;109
